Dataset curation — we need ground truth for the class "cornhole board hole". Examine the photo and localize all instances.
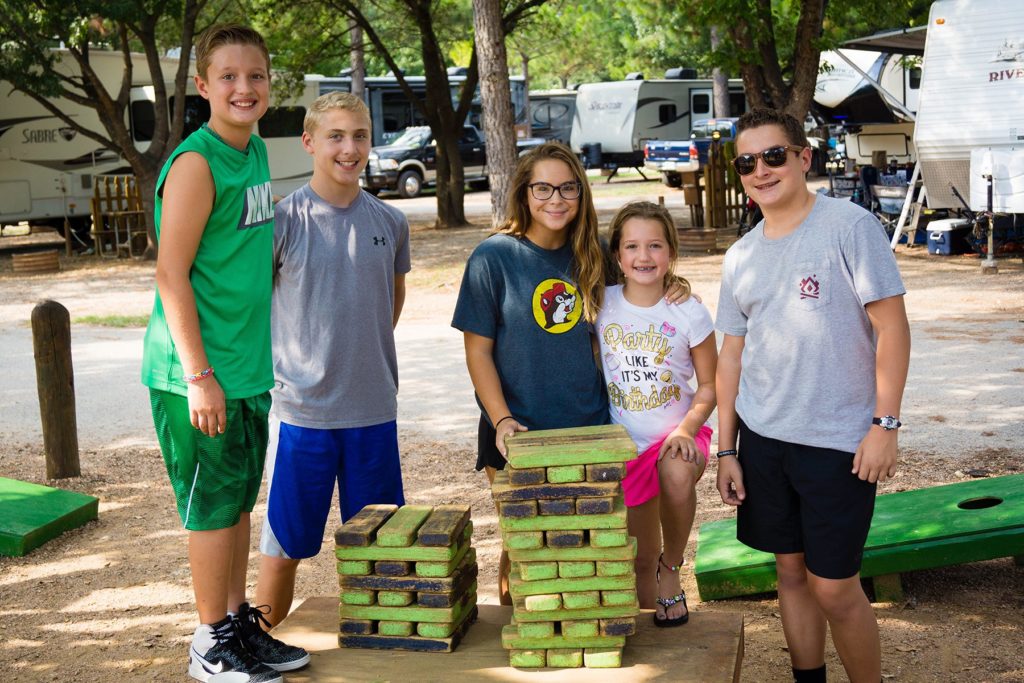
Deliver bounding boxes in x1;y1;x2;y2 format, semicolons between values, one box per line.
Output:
270;597;743;682
0;477;98;557
695;474;1024;602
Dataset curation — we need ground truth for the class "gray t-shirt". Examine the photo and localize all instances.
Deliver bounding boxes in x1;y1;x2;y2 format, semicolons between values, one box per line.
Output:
715;193;905;453
271;185;411;429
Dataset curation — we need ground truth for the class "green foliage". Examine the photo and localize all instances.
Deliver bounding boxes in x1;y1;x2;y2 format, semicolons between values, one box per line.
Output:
74;314;151;328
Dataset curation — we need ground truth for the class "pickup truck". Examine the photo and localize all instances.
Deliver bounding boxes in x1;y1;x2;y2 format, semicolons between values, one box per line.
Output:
363;124;542;199
644;117;739;187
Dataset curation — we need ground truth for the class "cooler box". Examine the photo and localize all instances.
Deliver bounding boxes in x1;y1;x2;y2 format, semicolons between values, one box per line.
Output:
927;219;972;255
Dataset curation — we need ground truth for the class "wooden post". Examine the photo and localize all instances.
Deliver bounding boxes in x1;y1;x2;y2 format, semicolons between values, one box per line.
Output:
31;300;80;479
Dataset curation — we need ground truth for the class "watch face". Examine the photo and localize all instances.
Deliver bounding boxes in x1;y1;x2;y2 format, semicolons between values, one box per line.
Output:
878;416;899;430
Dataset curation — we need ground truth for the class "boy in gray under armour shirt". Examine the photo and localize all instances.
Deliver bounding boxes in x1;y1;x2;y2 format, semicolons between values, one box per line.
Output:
714;108;910;683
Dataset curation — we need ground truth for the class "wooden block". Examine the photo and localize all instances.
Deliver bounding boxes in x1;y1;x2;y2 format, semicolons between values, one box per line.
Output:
510;537;637;563
561;591;600;610
337;560;372;576
344;548;477;592
596;560;633;577
590;528;630;548
537;498;574;516
558;561;595;578
510;573;634;597
374;560;412;576
583;647;623;668
499;500;538;519
415;529;474;577
505;531;545;550
512;598;639;622
339;606;476;653
377;620;414;636
508;467;546;486
545;530;585;548
340;589;475;623
334;504;398;547
601;589;636;607
415;598;478;637
500;624;625;651
417;575;478;608
505;425;637;468
576;496;615;515
561;620;598;638
516;621;554;639
872;573;905;603
523;593;562;611
417;504;471;547
376;505;434;547
599;617;636;636
587;463;626;482
339;618;375;635
492;469;621;502
340;589;376;606
0;478;99;557
501;499;627;532
377;590;414;607
546;648;584;668
519;561;558;581
509;649;546;668
546;465;585;484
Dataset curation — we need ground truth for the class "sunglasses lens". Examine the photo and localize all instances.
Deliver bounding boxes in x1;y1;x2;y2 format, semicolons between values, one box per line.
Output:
733;155;756;176
762;146;790;167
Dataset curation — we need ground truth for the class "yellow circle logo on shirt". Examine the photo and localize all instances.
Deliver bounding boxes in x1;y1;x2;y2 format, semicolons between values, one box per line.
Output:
533;278;582;334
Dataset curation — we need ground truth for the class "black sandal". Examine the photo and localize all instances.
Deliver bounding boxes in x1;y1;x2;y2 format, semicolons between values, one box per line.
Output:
654;553;689;627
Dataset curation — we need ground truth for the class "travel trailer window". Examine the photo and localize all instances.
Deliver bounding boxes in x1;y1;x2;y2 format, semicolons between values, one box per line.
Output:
729;92;747;116
259;106;305;138
659;104;677;125
693;93;711;116
132;101;156;142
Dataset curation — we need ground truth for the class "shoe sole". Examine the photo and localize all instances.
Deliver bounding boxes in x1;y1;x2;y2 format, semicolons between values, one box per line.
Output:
266;652;311;671
189;653;285;683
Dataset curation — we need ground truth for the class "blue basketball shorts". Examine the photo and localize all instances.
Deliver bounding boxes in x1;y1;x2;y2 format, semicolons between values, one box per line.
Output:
259;417;405;559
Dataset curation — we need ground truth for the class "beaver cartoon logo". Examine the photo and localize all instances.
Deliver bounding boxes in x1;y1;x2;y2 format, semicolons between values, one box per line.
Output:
532;278;581;334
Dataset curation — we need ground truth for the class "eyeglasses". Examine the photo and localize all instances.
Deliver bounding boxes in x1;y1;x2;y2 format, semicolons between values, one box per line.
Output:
732;145;805;176
527;181;582;201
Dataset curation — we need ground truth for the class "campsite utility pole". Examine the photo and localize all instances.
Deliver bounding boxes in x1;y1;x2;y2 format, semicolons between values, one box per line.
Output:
31;300;81;479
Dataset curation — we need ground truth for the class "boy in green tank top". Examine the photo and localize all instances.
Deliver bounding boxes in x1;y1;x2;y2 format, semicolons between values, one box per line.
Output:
140;24;307;683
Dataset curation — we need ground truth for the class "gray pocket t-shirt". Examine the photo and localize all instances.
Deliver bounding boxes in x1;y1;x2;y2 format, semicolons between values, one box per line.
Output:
715;193;905;453
271;185;411;429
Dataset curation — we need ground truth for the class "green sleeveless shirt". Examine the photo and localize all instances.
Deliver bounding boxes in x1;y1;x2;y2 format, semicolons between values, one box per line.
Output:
141;125;274;399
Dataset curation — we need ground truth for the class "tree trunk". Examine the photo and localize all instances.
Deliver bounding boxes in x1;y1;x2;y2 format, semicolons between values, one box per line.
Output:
135;165;160;260
473;0;518;226
521;51;532;137
785;0;827;118
350;22;365;100
710;27;731;117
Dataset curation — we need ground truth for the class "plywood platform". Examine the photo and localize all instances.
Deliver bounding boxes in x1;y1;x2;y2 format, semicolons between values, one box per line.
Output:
0;477;98;557
271;598;743;682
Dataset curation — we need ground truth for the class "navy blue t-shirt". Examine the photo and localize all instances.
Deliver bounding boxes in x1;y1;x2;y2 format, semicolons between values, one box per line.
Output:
452;233;608;431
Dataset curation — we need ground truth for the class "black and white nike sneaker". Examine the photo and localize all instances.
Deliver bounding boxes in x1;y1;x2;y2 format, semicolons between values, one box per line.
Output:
234;602;310;672
188;616;283;683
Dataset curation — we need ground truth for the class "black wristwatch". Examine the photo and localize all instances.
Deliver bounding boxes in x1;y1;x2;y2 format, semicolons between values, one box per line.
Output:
872;415;902;431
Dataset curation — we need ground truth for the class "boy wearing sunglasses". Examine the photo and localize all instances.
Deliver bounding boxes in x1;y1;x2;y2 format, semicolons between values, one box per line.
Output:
714;108;910;683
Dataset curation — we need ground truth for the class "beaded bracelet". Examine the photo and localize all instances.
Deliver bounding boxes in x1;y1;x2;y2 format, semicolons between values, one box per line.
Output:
184;367;215;384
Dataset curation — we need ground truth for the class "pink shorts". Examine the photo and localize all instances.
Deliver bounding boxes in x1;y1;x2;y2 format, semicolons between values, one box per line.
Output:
622;425;713;507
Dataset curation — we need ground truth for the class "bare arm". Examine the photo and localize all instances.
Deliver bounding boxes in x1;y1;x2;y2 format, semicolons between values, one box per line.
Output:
715;333;746;505
155;152;225;438
463;331;527;458
853;295;911;483
658;334;718;461
393;273;406;328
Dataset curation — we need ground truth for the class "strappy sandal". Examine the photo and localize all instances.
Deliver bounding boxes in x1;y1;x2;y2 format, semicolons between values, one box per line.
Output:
654;552;689;627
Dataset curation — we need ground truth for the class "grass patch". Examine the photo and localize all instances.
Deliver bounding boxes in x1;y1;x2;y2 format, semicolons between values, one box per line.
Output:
74;314;150;328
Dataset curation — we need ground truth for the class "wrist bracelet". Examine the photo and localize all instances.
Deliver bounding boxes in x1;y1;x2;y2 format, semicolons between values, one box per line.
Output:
715;449;737;459
184;367;215;384
494;415;515;429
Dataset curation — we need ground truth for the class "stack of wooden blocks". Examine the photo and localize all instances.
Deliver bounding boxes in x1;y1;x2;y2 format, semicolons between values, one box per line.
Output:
494;424;639;668
334;504;477;652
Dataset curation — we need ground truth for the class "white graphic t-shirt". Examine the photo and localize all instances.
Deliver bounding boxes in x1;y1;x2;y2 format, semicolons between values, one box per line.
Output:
597;285;714;454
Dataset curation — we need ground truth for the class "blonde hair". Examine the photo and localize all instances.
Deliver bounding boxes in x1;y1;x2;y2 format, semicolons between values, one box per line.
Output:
304;91;371;134
498;142;605;324
607;201;691;298
195;24;270;79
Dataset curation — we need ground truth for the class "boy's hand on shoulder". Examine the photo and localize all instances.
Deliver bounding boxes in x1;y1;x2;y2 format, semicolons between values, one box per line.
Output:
716;456;745;506
188;378;227;438
852;428;899;483
664;281;701;305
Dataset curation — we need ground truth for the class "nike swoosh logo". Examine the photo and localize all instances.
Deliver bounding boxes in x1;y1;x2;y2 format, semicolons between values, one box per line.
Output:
192;648;227;674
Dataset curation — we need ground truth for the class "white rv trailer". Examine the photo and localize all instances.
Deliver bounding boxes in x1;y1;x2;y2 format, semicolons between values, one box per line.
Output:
0;49;317;235
569;78;746;168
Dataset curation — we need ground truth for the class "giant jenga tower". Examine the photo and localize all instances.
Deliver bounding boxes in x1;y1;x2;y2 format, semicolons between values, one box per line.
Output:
334;504;477;652
494;424;639;668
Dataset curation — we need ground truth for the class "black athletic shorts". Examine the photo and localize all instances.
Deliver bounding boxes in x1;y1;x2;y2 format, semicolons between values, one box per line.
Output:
736;420;877;579
476;413;508;471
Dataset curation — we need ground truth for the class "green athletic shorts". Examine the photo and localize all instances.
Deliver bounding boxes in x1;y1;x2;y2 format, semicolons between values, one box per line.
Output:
149;389;271;531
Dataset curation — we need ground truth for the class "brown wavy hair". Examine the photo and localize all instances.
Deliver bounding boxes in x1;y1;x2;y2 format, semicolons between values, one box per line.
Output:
195;24;270;78
497;142;605;323
607;201;691;298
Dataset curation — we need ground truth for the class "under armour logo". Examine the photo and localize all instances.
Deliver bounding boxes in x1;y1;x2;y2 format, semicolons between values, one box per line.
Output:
373;236;387;246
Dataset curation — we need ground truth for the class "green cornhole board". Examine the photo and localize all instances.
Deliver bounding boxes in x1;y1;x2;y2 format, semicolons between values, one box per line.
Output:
696;474;1024;602
0;477;99;557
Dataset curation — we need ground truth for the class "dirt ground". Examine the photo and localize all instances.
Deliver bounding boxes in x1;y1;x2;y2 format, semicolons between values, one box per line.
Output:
0;199;1023;682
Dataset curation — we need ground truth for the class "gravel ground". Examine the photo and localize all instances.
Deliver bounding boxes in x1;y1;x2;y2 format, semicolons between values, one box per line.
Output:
0;186;1022;681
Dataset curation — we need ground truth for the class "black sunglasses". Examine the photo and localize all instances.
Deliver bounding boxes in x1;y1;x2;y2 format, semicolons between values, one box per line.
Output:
732;145;805;176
